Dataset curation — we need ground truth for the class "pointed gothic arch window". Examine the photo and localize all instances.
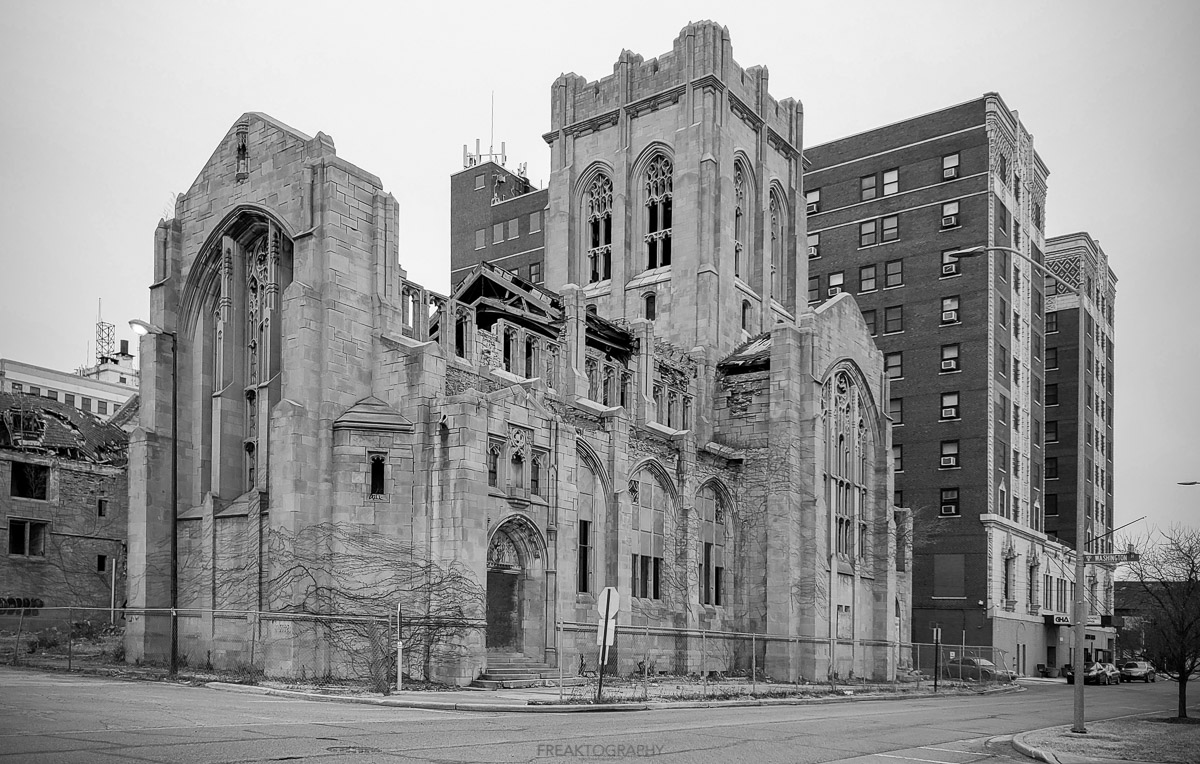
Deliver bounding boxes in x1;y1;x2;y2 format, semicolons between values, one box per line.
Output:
644;155;673;270
769;192;787;302
586;174;613;283
824;369;873;562
697;483;730;606
734;164;746;279
630;465;673;600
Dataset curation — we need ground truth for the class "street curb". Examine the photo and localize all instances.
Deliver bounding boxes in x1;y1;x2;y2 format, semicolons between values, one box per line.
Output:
206;680;1019;713
1011;731;1061;764
205;682;648;712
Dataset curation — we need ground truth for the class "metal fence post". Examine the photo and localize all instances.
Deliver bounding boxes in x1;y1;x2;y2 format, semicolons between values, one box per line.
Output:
67;607;73;672
751;631;757;695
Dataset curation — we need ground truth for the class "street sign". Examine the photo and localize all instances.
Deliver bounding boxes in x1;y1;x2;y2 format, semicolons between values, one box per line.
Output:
596;587;620;619
1085;552;1140;564
596;618;616;647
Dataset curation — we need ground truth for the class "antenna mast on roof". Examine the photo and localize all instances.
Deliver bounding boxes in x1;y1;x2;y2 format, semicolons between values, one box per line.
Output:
96;298;114;363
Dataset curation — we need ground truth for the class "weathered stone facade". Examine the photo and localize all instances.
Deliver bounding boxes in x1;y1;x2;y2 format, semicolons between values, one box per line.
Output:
126;22;910;685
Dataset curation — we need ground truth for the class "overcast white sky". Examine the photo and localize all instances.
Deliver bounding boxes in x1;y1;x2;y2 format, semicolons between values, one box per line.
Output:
1;1;1197;532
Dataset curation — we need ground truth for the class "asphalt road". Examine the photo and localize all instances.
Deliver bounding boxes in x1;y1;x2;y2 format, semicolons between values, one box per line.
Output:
0;668;1186;763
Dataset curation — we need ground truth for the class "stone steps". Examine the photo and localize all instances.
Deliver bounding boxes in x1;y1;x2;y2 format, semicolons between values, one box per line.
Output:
471;654;586;689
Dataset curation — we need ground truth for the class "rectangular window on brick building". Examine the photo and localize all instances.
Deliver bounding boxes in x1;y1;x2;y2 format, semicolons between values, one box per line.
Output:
492;223;504;244
475;229;486;250
940;488;960;516
506;219;519;240
890;397;903;425
885;260;903;287
884;352;902;380
884;305;903;334
98;401;107;415
943;153;960;180
82;397;92;412
530;210;542;232
940;344;961;373
881;215;899;242
10;462;49;500
65;393;75;407
860;220;877;247
861;174;877;201
941;201;960;228
8;519;47;557
859;264;876;292
529;262;543;284
475;173;485;190
808;276;820;303
862;309;877;336
883;168;899;196
892;444;903;473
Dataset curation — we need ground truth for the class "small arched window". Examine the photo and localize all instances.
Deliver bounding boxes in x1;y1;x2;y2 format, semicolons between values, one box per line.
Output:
644;292;657;321
741;300;752;332
644;156;673;270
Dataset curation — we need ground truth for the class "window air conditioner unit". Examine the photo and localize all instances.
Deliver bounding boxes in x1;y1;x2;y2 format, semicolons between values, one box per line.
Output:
943;167;959;180
941;310;958;323
942;215;958;228
828;287;841;297
941;359;958;371
940;456;958;467
942;263;958;275
808;246;819;257
941;408;957;418
940;504;958;515
806;202;819;214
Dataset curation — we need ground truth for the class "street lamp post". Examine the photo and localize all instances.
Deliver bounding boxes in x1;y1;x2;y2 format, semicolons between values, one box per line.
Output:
947;245;1091;733
130;319;178;677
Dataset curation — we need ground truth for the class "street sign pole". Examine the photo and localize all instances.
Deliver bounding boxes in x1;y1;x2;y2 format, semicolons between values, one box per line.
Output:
932;626;941;693
595;587;620;703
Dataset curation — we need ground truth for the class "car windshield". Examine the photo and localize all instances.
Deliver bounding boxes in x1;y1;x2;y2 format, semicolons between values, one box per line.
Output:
974;659;996;668
1124;662;1139;669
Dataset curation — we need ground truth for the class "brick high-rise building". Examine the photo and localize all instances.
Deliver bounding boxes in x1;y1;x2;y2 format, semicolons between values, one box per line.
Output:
805;96;1116;674
450;146;547;288
1042;232;1116;555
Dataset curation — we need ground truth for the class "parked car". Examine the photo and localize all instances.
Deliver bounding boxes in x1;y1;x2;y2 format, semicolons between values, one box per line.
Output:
1120;661;1157;682
941;657;1016;682
1065;661;1121;685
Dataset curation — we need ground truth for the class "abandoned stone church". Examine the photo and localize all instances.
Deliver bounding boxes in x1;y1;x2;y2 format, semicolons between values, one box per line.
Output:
126;22;910;685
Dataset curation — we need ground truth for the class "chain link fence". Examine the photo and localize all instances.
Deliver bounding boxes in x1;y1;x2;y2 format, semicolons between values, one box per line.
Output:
0;606;488;693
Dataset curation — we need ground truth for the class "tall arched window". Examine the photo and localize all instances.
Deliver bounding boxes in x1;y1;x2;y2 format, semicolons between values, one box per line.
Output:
734;164;746;279
644;292;656;321
697;483;729;606
586;174;613;283
576;455;603;594
823;369;872;561
770;193;786;302
644;156;673;270
741;300;752;332
630;466;672;600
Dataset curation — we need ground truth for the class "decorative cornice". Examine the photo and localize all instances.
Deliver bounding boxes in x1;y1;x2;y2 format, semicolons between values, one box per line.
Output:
766;127;799;160
728;92;763;131
626;84;686;119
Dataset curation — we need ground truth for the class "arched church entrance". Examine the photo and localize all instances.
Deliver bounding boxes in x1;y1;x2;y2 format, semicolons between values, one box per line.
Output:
485;515;546;656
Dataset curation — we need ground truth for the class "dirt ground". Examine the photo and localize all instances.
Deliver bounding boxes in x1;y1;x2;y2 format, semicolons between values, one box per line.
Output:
1022;717;1200;764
